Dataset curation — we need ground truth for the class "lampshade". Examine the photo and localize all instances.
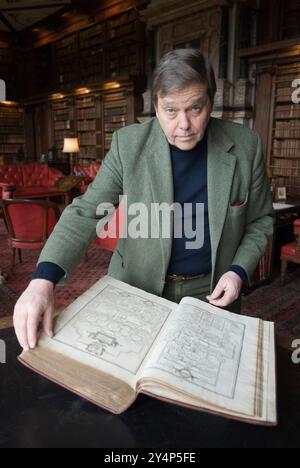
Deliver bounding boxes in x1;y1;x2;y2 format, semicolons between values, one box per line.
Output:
63;138;80;153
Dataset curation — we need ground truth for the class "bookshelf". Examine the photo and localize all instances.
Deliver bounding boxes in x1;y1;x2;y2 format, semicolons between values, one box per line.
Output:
78;24;105;84
103;90;127;153
75;94;102;164
0;103;25;162
55;35;78;86
51;97;74;161
270;63;300;197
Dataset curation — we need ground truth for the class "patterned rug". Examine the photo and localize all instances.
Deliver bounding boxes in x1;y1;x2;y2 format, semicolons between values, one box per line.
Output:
242;269;300;340
0;285;19;318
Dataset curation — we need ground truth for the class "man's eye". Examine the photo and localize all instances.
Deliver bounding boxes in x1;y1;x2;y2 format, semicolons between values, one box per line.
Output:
192;107;201;112
166;109;176;114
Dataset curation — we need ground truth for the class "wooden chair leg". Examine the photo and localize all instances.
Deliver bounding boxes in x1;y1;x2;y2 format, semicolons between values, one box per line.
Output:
18;249;22;264
11;248;16;274
281;259;288;286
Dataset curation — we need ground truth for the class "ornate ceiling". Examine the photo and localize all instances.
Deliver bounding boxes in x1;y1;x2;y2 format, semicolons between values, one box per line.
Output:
0;0;71;32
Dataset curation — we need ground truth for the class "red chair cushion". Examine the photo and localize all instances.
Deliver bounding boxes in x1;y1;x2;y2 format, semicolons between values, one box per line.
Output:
294;219;300;235
0;165;23;186
281;242;300;260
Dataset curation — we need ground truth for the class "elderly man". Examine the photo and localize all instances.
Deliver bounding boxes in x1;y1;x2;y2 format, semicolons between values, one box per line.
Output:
14;49;274;351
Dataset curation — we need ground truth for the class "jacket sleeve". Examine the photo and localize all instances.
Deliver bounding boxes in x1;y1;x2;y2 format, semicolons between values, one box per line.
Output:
38;132;123;282
230;133;275;285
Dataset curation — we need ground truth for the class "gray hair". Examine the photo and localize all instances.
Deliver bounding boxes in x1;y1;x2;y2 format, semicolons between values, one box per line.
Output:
151;49;217;107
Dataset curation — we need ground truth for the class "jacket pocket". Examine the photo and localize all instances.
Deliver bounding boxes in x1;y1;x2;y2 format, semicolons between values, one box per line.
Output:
229;191;249;217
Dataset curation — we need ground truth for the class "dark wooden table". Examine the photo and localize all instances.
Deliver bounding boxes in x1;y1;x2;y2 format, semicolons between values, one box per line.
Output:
0;327;300;448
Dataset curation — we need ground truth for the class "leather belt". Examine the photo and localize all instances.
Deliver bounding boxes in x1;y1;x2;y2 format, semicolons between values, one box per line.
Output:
166;273;206;282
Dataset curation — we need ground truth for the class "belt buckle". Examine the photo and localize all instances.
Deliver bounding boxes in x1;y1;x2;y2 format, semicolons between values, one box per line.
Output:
167;274;186;282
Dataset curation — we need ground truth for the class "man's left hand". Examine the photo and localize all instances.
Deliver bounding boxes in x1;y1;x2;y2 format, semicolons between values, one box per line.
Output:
206;271;243;308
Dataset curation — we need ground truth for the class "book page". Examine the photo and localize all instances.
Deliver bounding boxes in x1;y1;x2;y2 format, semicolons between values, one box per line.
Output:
140;296;266;419
37;276;174;388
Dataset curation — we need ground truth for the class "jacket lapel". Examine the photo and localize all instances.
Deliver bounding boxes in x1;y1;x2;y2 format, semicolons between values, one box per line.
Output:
144;119;174;274
207;118;236;276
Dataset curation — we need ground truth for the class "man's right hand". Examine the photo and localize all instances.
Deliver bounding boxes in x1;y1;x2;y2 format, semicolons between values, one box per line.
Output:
13;279;55;352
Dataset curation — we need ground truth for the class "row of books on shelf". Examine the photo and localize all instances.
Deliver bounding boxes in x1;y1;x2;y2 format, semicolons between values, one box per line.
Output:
273;150;300;159
104;123;126;133
0;135;24;144
0;126;23;134
55;122;70;131
78;133;97;146
76;108;96;120
0;145;23;154
274;121;300;138
272;158;300;176
274;139;300;150
0;110;22;118
77;121;97;131
79;147;97;159
274;105;300;119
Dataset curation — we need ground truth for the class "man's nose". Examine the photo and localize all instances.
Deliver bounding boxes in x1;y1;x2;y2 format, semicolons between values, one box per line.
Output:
178;113;191;130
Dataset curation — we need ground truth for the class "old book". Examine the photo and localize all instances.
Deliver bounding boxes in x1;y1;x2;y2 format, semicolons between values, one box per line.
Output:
19;275;277;425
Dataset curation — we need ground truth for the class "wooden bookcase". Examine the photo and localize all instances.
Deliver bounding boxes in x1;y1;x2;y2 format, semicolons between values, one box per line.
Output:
55;35;78;86
51;9;146;89
24;79;144;167
270;63;300;197
75;94;100;163
103;90;127;153
0;103;26;163
78;24;105;85
52;97;75;161
240;40;300;287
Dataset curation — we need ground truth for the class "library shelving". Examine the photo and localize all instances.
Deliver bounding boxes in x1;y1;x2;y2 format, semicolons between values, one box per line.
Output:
0;103;25;162
270;63;300;197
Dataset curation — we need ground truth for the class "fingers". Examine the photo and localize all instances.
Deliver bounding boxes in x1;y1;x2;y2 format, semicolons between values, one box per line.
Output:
42;307;54;338
208;290;233;308
13;308;30;352
27;311;42;350
207;283;224;302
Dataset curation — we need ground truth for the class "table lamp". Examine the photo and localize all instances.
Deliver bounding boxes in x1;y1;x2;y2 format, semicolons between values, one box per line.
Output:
63;137;80;175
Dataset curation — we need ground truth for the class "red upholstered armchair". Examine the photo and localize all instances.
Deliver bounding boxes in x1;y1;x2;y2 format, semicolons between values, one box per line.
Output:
281;219;300;285
73;163;101;193
0;199;60;272
0;164;64;199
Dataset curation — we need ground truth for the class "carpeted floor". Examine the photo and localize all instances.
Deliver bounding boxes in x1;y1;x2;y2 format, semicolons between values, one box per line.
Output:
0;219;300;341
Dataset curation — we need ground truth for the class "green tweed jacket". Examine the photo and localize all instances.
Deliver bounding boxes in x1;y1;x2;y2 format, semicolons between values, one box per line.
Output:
39;117;274;301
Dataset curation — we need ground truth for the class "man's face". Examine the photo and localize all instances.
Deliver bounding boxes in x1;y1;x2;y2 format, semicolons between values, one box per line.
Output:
155;83;212;150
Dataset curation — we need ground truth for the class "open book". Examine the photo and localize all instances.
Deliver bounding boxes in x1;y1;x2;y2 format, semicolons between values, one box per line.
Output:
19;275;277;425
